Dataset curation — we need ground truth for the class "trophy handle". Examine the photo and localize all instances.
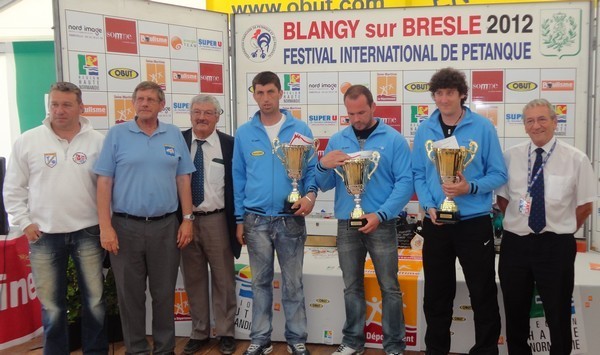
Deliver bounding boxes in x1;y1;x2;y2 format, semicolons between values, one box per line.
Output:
463;140;478;168
425;140;435;163
334;166;345;182
272;137;286;163
306;138;320;162
367;151;380;180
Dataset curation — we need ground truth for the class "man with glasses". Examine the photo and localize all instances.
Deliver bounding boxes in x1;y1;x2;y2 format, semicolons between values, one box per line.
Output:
496;99;595;354
179;94;240;355
4;82;108;354
94;81;195;355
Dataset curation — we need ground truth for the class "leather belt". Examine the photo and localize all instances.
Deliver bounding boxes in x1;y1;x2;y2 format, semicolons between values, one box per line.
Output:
113;211;175;221
193;208;225;216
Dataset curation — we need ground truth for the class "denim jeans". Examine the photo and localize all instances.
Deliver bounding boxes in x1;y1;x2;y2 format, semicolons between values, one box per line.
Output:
244;213;308;345
29;225;107;355
337;219;406;353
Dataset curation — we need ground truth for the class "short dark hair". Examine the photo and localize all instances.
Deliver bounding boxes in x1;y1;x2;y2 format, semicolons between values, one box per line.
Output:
429;67;469;106
133;81;165;102
252;71;281;91
50;82;82;104
343;85;374;106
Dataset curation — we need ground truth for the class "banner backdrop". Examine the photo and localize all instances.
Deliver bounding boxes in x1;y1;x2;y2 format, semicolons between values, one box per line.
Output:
207;0;566;14
55;0;231;135
233;1;591;213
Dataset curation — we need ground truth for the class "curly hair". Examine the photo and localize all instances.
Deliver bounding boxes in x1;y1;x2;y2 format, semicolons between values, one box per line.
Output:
429;67;469;106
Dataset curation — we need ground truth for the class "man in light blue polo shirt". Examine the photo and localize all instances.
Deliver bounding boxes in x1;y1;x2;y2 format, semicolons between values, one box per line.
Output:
94;81;195;355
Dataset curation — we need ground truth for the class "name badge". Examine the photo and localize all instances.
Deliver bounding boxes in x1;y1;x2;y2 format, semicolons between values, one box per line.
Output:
519;195;532;216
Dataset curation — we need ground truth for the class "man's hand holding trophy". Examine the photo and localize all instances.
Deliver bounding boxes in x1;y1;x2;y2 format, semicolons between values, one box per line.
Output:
425;136;478;224
320;149;380;229
273;133;319;215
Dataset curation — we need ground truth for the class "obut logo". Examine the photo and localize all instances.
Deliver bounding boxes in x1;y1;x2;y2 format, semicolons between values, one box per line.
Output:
108;68;139;80
506;81;537;92
404;82;429;93
241;25;276;63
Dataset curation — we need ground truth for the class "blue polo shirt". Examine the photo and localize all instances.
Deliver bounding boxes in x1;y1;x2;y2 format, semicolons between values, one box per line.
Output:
94;120;195;217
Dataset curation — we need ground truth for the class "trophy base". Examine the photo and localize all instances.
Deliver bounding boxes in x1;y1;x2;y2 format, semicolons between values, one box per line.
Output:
436;210;460;224
348;218;367;229
283;200;299;215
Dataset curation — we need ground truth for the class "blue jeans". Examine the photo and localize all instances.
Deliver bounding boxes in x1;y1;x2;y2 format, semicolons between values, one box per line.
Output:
244;213;308;345
29;225;107;355
337;219;406;353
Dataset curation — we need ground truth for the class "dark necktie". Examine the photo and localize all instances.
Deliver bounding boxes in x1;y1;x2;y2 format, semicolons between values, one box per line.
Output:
528;147;546;233
192;140;206;207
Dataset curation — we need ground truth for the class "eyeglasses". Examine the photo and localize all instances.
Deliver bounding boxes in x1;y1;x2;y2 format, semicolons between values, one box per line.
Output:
524;116;553;126
192;109;223;117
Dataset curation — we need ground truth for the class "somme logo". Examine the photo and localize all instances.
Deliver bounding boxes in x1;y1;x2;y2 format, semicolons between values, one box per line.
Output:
507;81;537;92
404;82;429;92
109;68;139;80
242;25;276;63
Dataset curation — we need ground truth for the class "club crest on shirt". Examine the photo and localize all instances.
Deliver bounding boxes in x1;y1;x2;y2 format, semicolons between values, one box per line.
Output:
164;144;175;157
44;153;57;168
72;152;87;164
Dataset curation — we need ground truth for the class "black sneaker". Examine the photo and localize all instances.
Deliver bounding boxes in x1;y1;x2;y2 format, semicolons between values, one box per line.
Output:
243;342;273;355
219;336;236;354
287;343;310;355
183;338;210;354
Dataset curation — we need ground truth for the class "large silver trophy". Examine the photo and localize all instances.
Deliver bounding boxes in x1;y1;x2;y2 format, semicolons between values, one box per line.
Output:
273;137;319;214
334;151;380;228
425;140;478;223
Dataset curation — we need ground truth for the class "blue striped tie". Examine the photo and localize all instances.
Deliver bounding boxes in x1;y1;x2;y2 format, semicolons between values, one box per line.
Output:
528;148;546;233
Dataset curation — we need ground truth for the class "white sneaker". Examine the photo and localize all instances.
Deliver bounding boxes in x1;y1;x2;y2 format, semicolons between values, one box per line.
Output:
332;344;364;355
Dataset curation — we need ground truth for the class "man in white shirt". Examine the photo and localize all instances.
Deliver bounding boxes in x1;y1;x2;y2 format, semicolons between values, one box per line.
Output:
496;98;595;355
4;82;107;354
180;95;240;355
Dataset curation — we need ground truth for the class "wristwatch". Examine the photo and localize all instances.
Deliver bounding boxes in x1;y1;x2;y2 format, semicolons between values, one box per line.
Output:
183;213;195;221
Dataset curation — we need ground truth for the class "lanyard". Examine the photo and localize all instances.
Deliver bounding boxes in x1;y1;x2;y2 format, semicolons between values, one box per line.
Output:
526;140;557;196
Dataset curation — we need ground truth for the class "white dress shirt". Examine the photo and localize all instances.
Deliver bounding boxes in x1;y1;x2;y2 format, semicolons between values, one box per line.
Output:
191;129;225;212
496;137;596;235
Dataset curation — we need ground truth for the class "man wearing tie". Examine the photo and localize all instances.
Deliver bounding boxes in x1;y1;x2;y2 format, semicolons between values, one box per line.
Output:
180;94;241;355
496;98;595;354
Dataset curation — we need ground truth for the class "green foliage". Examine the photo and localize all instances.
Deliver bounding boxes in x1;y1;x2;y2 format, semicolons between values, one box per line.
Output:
66;257;81;324
104;267;119;316
65;256;120;324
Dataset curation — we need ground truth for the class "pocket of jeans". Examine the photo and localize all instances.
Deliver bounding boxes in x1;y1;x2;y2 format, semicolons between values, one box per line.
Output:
82;225;101;237
28;233;45;245
282;216;306;238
